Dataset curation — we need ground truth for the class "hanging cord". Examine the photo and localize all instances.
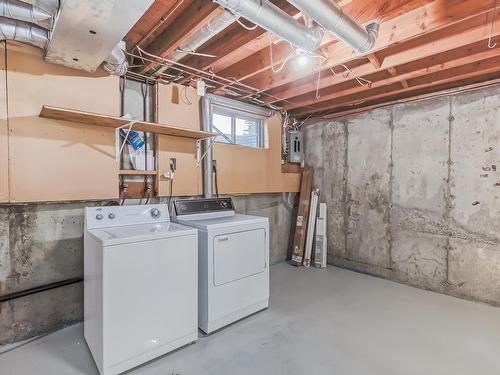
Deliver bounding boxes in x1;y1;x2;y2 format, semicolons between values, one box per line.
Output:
181;85;192;105
489;0;498;48
329;64;372;87
268;34;296;73
213;161;219;198
167;178;174;208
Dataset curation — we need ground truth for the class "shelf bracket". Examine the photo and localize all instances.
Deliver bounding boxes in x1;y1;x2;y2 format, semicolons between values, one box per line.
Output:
115;120;137;162
196;136;217;167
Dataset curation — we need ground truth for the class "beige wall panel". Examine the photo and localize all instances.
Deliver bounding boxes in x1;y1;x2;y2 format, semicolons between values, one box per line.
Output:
213;114;301;194
157;135;202;197
0;43;8;202
157;84;201;131
157;82;300;194
7;44;119;202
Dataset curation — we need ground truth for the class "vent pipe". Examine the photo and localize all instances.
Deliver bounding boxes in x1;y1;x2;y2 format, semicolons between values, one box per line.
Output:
0;17;48;48
103;41;128;76
213;0;323;53
0;0;55;29
287;0;379;53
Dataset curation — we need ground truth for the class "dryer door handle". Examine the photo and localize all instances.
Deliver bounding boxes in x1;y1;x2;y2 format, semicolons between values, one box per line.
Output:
217;236;229;242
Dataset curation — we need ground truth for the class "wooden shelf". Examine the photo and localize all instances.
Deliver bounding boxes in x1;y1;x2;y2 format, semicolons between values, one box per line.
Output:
119;170;157;176
40;105;216;140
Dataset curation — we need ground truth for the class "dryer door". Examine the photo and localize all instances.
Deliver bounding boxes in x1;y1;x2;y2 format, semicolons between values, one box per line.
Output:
213;228;266;286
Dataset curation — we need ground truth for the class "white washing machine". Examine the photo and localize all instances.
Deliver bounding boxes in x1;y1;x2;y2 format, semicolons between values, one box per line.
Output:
84;204;198;375
172;198;269;333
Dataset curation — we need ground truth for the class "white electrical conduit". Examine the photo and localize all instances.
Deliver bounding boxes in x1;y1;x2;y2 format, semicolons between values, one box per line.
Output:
0;17;48;48
213;0;324;53
287;0;379;53
0;0;55;29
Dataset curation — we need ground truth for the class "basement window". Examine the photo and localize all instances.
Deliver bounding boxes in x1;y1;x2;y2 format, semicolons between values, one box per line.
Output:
212;109;265;148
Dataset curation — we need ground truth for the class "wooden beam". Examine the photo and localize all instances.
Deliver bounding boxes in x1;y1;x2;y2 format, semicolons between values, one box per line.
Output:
124;0;182;48
285;43;500;111
216;0;431;83
137;0;220;74
241;0;495;96
367;53;382;69
292;55;500;116
266;7;500;105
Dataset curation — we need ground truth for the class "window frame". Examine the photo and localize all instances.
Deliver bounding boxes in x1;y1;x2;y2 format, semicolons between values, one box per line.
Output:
211;106;265;149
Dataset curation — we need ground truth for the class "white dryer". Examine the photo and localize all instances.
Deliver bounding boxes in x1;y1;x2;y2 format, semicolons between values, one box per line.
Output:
172;198;269;333
84;204;198;375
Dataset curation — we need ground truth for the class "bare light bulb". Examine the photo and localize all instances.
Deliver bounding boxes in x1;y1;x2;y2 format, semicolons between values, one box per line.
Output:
297;54;309;67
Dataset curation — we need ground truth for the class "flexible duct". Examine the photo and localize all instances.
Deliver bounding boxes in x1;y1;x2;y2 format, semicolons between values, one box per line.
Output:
213;0;323;53
103;41;128;76
0;0;56;29
287;0;379;53
0;17;48;48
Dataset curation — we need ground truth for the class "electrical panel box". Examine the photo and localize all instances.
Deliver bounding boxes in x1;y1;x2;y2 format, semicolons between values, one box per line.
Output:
288;132;304;164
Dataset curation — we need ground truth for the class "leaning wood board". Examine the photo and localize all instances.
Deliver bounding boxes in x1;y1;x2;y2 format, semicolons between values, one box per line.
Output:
40;105;216;139
290;168;314;266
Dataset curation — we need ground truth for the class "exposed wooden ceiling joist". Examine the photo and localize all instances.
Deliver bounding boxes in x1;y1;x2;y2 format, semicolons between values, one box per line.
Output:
137;0;221;74
125;0;500;119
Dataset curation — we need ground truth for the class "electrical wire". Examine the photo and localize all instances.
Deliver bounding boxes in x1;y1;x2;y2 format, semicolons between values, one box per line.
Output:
268;34;296;73
181;85;192;105
236;17;259;30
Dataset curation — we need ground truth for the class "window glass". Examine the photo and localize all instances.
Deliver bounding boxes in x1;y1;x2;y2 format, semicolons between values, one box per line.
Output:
211;108;264;148
212;113;232;143
235;117;260;147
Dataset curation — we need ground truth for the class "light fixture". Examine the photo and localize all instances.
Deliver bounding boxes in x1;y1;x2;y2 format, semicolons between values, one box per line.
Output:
295;49;310;67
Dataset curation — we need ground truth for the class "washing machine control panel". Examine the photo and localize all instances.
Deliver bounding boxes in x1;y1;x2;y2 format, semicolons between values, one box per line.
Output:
85;204;169;229
174;198;234;216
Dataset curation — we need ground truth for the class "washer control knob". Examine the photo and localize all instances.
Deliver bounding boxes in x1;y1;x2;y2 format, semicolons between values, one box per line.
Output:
220;200;228;208
108;213;116;219
96;214;103;220
150;208;161;219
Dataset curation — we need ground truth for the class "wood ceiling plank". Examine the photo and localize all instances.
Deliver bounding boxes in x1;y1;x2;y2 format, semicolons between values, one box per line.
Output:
124;0;181;48
293;54;500;116
179;0;297;72
241;0;495;97
264;3;499;105
281;13;500;109
217;0;434;85
137;0;221;74
285;42;500;111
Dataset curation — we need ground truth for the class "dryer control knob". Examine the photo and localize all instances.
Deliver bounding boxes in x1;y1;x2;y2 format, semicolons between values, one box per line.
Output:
108;213;116;219
150;208;161;219
96;214;103;220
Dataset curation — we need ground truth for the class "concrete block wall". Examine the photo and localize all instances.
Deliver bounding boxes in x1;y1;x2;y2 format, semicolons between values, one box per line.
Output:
304;84;500;307
0;193;297;345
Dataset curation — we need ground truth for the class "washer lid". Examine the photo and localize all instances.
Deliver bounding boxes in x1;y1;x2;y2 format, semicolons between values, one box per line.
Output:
175;213;268;231
87;222;197;246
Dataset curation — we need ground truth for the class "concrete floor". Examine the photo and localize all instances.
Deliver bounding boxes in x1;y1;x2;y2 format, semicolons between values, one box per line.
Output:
1;263;500;375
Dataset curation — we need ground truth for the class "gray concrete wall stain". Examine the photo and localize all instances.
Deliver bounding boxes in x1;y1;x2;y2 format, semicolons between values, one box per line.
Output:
304;84;500;307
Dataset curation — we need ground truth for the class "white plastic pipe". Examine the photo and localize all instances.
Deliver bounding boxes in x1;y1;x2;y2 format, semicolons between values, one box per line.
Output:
214;0;324;53
287;0;379;53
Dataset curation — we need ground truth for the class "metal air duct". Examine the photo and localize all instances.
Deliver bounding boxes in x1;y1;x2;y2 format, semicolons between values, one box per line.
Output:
213;0;324;53
287;0;379;53
0;0;55;29
103;41;128;76
0;17;48;48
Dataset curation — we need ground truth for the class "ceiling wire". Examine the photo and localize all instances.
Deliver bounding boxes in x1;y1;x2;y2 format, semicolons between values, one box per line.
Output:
126;47;318;110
